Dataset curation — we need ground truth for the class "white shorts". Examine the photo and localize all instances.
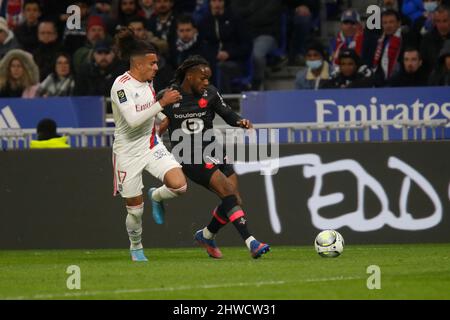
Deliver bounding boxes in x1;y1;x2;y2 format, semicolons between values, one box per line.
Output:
112;143;182;198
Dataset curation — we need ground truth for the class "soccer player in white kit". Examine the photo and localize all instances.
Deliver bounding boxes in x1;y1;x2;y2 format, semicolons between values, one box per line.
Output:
111;28;187;261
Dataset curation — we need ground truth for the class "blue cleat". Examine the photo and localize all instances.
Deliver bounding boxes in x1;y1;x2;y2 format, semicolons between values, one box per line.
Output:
148;187;165;224
250;240;270;259
194;230;223;259
130;248;148;262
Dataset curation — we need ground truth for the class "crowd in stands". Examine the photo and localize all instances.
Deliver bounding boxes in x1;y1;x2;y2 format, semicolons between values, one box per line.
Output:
0;0;448;102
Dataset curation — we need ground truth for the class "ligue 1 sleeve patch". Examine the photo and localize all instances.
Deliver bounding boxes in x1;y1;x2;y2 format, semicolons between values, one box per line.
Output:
117;89;127;103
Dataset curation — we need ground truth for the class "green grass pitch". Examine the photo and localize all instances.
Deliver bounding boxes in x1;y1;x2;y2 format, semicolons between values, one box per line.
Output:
1;244;449;300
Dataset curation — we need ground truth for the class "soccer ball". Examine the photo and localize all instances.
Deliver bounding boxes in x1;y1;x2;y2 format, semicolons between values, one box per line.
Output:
314;230;344;258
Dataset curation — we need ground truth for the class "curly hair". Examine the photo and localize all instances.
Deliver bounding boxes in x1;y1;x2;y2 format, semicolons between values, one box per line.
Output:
171;55;210;85
0;49;39;91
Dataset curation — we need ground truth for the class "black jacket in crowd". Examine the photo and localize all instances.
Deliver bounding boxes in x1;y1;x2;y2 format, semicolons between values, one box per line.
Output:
230;0;283;42
420;28;450;74
198;7;252;70
388;66;429;87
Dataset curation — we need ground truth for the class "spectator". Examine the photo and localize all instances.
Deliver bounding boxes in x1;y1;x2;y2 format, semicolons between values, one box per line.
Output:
62;0;91;54
74;39;119;96
37;52;75;97
420;5;450;73
284;0;320;65
0;17;20;59
321;49;375;89
371;9;404;82
363;1;412;66
127;15;168;55
330;9;364;69
402;0;425;24
147;0;177;46
30;118;70;149
140;0;155;19
198;0;252;93
388;47;429;86
33;20;63;81
0;49;39;98
231;0;283;90
429;39;450;85
72;15;107;71
111;0;145;33
91;0;114;27
192;0;210;24
410;0;442;46
14;0;41;53
294;42;331;90
169;14;206;68
3;0;23;31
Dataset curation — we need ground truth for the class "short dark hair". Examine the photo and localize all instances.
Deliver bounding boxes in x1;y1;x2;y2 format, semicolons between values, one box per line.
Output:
435;5;450;16
127;15;146;26
176;14;196;28
23;0;41;10
381;9;401;21
36;118;59;140
403;47;422;59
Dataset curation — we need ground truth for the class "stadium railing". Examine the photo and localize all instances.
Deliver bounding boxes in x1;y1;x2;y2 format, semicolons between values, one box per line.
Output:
1;119;448;150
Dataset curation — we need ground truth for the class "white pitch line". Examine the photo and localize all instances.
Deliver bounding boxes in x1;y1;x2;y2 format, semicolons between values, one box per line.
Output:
2;276;362;300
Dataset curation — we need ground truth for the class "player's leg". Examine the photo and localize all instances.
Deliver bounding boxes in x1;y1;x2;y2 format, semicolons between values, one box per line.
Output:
125;195;148;262
113;153;148;261
182;163;224;258
207;169;270;259
145;145;187;224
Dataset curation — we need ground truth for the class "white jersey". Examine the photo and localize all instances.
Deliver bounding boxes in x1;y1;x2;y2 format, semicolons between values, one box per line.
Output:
110;72;163;156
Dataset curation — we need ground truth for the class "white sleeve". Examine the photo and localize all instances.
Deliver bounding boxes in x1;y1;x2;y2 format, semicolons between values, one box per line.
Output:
157;112;167;121
111;83;163;129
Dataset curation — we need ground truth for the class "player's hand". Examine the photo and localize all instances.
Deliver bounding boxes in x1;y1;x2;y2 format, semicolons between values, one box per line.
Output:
237;119;253;129
159;89;182;107
159;117;170;135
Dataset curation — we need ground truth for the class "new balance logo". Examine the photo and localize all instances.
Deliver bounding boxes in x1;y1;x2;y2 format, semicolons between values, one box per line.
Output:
0;106;20;129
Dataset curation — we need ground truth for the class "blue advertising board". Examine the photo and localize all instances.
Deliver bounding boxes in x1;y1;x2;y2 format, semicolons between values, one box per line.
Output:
0;96;105;129
241;87;450;142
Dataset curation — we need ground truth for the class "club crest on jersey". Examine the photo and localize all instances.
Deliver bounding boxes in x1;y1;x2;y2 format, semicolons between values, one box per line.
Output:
117;89;127;103
198;98;208;108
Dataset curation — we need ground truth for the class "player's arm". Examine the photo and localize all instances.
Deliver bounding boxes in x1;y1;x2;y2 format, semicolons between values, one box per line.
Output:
111;84;180;129
158;114;170;135
212;90;253;129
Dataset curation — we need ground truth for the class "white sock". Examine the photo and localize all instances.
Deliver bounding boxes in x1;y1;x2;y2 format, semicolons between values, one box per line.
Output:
245;236;256;250
126;203;144;250
203;227;215;240
151;184;186;202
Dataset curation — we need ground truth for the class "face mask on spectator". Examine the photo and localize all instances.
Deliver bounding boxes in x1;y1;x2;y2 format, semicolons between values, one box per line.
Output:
306;60;323;70
424;1;438;12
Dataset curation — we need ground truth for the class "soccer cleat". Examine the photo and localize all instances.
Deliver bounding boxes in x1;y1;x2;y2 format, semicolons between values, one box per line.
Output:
148;187;165;224
130;248;148;262
194;229;223;259
250;240;270;259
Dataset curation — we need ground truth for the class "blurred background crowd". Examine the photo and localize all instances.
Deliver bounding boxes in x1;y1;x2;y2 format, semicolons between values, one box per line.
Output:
0;0;448;104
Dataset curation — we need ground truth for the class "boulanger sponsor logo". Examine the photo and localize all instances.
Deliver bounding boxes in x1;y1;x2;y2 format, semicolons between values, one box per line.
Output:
0;106;20;129
234;155;443;234
174;111;207;119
